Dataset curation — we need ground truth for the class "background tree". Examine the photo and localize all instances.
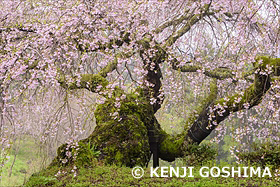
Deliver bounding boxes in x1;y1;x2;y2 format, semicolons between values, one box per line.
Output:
0;0;279;168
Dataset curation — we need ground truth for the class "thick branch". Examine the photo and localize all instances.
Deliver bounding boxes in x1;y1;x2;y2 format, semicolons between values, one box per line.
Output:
157;56;280;162
138;37;167;113
98;57;118;77
57;58;119;92
76;32;131;52
58;74;108;93
153;9;192;34
0;27;36;33
172;63;234;79
187;56;280;144
163;5;213;48
158;78;218;162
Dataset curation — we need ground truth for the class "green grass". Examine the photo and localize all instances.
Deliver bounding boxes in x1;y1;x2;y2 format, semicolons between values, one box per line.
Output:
24;161;280;187
0;136;51;187
0;155;29;186
2;137;280;187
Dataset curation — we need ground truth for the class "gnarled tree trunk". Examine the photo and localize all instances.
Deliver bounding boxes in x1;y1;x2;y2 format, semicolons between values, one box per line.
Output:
52;55;279;167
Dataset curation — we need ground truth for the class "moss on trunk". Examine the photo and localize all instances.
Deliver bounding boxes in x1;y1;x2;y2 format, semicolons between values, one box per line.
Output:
51;89;158;167
49;56;280;168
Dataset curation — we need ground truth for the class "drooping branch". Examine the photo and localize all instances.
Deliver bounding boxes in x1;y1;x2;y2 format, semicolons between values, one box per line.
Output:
76;32;131;52
57;57;119;93
195;78;218;114
163;4;213;48
153;9;192;34
58;74;108;93
0;26;36;34
157;78;218;162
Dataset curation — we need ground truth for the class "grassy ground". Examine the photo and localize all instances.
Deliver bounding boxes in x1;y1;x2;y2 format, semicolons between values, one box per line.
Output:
0;136;51;187
0;154;29;186
1;137;279;186
24;161;279;187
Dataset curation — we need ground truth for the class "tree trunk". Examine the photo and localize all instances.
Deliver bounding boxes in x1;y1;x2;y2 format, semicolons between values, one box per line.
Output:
52;56;279;168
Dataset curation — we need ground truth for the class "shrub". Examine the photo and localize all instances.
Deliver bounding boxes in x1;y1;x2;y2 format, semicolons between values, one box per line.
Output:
184;143;217;166
237;141;280;169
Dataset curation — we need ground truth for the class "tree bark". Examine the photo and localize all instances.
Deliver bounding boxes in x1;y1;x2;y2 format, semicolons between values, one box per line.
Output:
53;52;279;167
52;24;280;168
